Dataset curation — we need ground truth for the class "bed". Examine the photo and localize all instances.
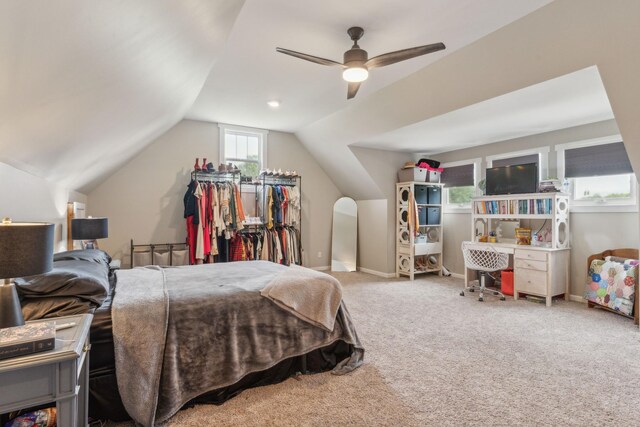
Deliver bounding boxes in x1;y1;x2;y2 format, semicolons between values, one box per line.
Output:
16;249;364;426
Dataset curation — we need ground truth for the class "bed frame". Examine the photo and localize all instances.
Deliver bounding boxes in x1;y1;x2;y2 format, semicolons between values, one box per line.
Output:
130;239;188;267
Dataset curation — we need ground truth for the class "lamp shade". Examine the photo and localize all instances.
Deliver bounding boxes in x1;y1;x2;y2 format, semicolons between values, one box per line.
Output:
0;222;54;279
72;217;108;240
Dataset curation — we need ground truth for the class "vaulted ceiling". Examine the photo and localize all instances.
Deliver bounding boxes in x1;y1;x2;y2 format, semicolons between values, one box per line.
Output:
2;0;638;200
0;0;244;193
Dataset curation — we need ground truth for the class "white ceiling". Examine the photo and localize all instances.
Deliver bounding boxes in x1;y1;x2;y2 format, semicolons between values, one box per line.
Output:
187;0;553;133
355;66;615;154
0;0;244;192
8;0;614;198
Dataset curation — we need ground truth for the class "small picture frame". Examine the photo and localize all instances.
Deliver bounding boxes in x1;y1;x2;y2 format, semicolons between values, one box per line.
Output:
515;228;532;245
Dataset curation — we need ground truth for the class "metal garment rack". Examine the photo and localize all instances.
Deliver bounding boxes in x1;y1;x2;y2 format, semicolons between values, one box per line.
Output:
257;174;303;265
186;170;302;264
191;169;241;184
190;169;243;263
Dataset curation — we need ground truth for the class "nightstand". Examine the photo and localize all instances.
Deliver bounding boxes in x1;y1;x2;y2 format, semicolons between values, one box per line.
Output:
0;314;92;427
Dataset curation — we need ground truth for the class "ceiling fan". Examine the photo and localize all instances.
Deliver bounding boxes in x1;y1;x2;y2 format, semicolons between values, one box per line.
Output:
276;27;445;99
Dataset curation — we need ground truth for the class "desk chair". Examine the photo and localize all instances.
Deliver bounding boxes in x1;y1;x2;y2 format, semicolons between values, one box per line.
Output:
460;242;509;302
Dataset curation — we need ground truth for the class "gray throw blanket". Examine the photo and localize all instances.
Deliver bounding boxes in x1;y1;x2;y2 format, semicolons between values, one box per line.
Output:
261;264;342;332
112;261;363;426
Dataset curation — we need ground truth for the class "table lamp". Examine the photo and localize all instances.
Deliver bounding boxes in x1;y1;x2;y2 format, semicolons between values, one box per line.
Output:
71;217;108;249
0;218;54;328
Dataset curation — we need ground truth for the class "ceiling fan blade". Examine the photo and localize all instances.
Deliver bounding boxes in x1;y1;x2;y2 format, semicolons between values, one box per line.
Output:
347;81;361;99
365;42;445;69
276;47;344;67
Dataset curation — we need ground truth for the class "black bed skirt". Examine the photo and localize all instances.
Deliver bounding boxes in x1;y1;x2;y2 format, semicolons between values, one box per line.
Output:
89;340;354;422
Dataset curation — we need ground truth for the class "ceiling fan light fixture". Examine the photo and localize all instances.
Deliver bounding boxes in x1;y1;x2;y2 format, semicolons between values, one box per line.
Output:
276;26;445;99
342;66;368;83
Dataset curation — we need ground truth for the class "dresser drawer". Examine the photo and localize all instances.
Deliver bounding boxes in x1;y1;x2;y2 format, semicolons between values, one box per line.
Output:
515;268;547;295
515;249;547;262
515;258;547;271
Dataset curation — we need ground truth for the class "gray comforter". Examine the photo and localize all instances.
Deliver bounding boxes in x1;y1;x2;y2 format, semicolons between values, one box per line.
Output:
112;261;364;426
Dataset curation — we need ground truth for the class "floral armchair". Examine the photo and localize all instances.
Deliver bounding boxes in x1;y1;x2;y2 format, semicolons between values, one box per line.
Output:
585;248;639;325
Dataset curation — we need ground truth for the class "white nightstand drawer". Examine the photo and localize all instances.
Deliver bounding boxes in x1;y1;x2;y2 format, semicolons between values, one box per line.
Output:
515;258;547;271
515;249;547;262
516;268;547;295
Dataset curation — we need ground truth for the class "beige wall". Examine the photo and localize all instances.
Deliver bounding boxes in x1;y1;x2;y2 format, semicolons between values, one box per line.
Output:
265;131;343;268
0;161;86;252
433;120;639;297
351;147;411;274
87;119;342;268
356;199;389;274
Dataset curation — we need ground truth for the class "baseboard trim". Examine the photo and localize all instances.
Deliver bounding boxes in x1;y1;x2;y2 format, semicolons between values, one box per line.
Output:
449;273;465;279
358;267;397;279
570;294;586;303
310;265;330;271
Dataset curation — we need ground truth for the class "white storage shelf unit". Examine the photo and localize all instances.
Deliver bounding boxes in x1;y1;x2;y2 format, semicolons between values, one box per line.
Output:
472;192;570;249
396;182;444;280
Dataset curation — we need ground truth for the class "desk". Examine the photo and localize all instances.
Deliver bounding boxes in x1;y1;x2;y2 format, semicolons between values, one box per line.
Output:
0;314;92;427
464;241;570;307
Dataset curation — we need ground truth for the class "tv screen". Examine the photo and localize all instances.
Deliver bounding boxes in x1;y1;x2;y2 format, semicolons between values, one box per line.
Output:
485;163;538;195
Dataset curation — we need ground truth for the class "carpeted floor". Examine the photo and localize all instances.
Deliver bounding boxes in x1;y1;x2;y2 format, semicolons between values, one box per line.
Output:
108;272;640;426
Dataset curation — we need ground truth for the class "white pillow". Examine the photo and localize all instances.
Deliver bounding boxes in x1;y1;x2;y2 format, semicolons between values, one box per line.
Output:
153;251;171;266
171;249;189;266
132;251;152;267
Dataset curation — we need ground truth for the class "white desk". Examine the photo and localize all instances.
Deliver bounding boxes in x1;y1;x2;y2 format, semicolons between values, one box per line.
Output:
464;241;570;307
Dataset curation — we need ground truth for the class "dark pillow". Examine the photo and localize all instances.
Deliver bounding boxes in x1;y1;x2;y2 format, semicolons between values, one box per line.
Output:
21;296;96;321
16;259;109;306
53;249;112;266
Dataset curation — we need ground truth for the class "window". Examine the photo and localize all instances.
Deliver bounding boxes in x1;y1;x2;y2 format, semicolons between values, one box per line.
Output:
556;135;637;212
440;159;481;212
486;147;549;179
219;124;268;178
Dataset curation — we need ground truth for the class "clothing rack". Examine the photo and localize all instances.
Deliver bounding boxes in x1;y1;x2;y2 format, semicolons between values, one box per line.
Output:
185;170;246;265
259;174;300;186
191;170;241;184
258;174;302;265
183;168;302;266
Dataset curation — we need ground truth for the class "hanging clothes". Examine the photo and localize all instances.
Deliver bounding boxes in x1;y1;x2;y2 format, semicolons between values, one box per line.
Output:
182;176;247;265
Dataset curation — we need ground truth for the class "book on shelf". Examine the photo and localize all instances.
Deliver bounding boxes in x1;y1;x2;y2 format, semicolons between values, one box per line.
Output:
475;197;553;215
0;321;55;361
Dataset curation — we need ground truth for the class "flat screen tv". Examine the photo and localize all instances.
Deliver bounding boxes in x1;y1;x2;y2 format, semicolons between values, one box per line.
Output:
485;163;538;195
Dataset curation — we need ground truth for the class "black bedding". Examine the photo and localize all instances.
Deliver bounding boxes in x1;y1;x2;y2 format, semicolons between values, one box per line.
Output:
20;250;358;423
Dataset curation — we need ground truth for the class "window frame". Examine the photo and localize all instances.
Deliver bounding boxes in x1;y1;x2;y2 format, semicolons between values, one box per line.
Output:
218;123;268;177
556;135;638;213
485;146;549;180
441;158;481;213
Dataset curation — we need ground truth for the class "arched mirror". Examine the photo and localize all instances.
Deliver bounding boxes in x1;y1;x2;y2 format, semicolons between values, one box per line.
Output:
331;197;357;272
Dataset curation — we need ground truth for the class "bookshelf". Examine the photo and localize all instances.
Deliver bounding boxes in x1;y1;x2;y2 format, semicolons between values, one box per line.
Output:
468;192;571;306
396;182;444;280
471;192;570;249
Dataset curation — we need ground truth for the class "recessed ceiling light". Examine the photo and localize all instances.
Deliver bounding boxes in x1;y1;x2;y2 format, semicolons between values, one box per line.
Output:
267;100;280;108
